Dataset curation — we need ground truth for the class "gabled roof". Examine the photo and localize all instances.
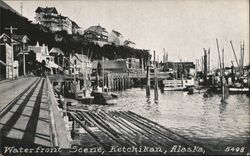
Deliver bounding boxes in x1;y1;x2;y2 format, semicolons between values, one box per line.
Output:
12;35;29;43
35;7;58;14
72;21;80;28
49;47;64;55
71;53;88;63
0;33;20;45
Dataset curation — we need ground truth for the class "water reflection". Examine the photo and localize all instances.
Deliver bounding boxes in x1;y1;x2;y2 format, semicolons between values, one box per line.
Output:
105;88;250;140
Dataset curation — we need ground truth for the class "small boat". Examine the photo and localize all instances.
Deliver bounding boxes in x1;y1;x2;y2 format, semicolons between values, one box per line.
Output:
91;91;117;105
229;87;249;94
187;87;208;94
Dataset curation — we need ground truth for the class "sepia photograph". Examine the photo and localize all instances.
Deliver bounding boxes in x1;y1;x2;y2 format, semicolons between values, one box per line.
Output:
0;0;249;155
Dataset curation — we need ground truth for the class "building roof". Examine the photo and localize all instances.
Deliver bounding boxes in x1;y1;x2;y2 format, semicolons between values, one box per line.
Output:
12;35;29;43
84;25;108;34
0;33;20;45
71;53;88;63
28;42;49;55
35;7;58;14
72;21;80;28
92;60;127;73
49;47;64;55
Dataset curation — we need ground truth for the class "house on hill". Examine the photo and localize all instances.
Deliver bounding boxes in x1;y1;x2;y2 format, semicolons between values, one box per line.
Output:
108;30;124;46
35;6;79;35
84;25;110;47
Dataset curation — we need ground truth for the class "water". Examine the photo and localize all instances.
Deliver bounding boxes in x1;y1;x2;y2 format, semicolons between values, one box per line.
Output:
103;88;250;140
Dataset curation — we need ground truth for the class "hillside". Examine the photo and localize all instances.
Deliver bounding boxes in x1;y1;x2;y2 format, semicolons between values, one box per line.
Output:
0;0;150;63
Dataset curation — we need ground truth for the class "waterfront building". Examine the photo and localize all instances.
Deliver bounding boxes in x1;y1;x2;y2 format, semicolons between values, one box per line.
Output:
35;6;79;35
92;60;128;74
108;30;124;46
163;61;195;78
69;53;92;76
126;58;141;73
12;34;30;76
0;33;21;80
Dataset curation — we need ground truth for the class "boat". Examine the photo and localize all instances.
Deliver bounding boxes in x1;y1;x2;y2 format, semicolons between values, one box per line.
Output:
229;87;249;94
90;91;117;105
187;86;208;94
162;78;195;91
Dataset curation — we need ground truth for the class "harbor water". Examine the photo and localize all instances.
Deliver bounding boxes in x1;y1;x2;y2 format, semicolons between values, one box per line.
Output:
102;88;250;140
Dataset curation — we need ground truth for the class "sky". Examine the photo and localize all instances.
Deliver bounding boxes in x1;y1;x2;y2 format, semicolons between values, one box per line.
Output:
4;0;249;68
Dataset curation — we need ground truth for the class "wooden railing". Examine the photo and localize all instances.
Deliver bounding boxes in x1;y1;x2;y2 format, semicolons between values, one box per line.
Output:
46;76;71;148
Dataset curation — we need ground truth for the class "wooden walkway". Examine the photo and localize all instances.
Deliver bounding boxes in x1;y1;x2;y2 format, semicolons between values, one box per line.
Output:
0;77;70;150
0;78;52;147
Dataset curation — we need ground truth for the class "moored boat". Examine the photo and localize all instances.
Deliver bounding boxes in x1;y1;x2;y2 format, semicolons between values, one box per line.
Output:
90;91;117;105
163;78;194;91
229;87;249;94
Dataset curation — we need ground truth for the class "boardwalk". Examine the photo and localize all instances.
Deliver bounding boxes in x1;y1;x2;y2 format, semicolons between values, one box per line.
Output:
0;77;52;147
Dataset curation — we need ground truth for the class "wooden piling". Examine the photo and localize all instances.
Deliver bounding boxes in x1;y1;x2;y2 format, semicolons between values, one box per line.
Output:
154;51;159;101
146;54;150;97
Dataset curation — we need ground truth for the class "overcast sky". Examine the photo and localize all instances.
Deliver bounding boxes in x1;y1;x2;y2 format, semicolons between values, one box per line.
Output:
4;0;249;68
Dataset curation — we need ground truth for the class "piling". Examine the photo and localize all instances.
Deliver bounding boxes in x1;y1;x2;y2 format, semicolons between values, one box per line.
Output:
154;50;158;101
146;55;150;97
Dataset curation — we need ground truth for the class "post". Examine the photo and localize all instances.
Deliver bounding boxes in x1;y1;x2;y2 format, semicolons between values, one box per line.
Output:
154;51;158;101
242;41;244;75
208;48;210;74
102;57;105;92
203;48;208;86
146;54;150;97
23;53;26;76
222;48;225;101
